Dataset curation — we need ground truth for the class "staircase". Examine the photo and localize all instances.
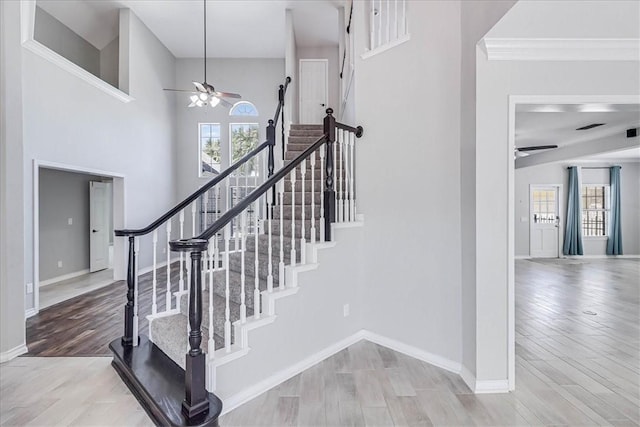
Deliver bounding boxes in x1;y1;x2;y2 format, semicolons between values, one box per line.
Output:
110;103;363;426
148;124;324;368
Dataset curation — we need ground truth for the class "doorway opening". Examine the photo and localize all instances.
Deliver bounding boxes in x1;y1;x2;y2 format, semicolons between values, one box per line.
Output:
299;59;328;124
33;161;125;313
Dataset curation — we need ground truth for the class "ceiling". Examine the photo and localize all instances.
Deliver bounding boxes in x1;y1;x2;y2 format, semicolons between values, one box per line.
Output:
36;0;343;58
515;104;640;161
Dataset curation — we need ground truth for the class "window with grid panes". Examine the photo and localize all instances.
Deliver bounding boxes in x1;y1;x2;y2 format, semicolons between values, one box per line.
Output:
199;123;221;177
581;185;610;237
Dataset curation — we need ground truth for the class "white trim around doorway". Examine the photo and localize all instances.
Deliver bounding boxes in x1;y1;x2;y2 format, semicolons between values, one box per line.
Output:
507;94;640;392
31;159;126;318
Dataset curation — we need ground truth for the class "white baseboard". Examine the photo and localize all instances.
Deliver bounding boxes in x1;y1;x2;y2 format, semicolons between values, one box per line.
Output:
221;331;365;415
361;330;462;374
0;344;28;363
39;269;90;287
514;255;530;260
25;307;38;319
573;254;640;259
475;379;510;394
460;365;476;392
221;329;469;415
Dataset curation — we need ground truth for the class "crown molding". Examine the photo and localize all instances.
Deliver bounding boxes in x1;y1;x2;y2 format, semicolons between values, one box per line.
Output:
481;38;640;61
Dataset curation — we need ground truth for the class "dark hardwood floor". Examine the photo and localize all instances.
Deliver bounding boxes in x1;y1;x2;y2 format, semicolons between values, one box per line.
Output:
26;263;183;356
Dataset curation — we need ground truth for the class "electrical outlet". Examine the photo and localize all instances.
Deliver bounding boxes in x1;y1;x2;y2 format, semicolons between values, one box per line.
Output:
26;283;33;294
57;260;63;268
343;304;350;317
68;217;73;225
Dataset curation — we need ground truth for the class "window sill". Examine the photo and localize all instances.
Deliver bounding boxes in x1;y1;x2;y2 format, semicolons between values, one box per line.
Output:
584;236;608;240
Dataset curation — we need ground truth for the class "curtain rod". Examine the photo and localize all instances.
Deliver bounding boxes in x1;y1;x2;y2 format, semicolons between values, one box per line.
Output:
580;166;622;169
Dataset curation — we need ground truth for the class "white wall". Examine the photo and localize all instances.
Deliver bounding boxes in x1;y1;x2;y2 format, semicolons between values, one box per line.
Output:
297;46;340;115
476;59;640;385
100;37;119;88
515;162;640;257
1;0;27;356
460;0;516;379
353;0;463;366
34;6;100;77
285;10;298;126
174;58;285;201
20;9;178;311
217;226;365;403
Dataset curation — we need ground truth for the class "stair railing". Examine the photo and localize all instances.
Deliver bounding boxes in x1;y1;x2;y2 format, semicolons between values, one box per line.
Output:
114;77;292;352
169;108;363;417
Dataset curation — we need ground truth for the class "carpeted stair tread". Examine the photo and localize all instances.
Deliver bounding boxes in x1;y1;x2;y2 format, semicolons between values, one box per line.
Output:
272;204;322;220
179;290;246;345
150;314;224;369
265;219;321;241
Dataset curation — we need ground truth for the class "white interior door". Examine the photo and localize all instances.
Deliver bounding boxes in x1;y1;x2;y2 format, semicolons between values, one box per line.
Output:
90;181;110;272
530;186;560;258
299;59;328;124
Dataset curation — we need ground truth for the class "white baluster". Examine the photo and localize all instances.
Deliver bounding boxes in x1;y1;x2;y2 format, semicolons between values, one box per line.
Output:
300;159;307;264
151;230;158;315
310;149;317;244
208;237;215;357
343;131;349;223
216;187;221;270
179;210;185;293
402;0;407;35
320;144;325;240
253;201;260;319
338;129;344;223
290;168;296;267
370;0;375;49
278;180;285;289
234;184;240;252
165;220;172;311
224;224;231;352
191;201;197;236
334;132;338;221
386;0;390;44
240;210;247;324
394;0;399;40
133;236;140;346
377;0;382;47
203;190;208;230
267;187;274;293
350;131;356;221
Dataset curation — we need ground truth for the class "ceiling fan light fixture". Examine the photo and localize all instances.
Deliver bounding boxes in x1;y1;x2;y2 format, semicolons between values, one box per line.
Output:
209;97;220;108
199;93;208;101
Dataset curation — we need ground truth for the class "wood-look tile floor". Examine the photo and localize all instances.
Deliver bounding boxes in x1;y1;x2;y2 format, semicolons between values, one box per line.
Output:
222;258;639;426
3;258;638;426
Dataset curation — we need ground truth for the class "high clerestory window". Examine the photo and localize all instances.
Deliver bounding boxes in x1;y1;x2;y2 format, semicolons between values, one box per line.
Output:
229;101;259;117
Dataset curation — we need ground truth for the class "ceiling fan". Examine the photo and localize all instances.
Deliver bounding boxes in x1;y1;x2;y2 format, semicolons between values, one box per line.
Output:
514;144;558;159
163;0;241;108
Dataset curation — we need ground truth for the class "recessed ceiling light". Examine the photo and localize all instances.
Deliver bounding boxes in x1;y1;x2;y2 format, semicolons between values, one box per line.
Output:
577;104;616;113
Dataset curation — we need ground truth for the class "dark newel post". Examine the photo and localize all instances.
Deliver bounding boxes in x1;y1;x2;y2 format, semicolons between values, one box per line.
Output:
267;119;276;214
122;235;135;346
279;84;285;161
323;108;336;242
182;242;209;419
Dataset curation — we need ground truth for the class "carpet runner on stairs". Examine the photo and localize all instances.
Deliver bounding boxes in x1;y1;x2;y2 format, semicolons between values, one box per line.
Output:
150;124;331;368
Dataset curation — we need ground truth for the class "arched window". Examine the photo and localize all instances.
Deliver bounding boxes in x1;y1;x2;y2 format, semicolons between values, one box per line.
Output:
230;101;259;117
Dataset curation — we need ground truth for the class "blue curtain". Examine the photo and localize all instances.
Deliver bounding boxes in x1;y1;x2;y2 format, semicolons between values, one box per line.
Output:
607;166;623;255
563;166;583;255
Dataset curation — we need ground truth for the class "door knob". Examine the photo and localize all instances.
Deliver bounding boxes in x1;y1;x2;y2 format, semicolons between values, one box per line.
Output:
92;229;99;233
321;103;325;107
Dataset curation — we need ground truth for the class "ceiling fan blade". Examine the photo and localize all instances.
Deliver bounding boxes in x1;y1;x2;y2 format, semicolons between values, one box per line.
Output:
164;88;198;93
217;98;233;108
214;91;241;99
193;81;207;92
517;145;558;152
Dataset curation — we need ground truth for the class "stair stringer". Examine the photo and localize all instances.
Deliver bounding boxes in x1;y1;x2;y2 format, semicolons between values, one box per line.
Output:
206;217;366;409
